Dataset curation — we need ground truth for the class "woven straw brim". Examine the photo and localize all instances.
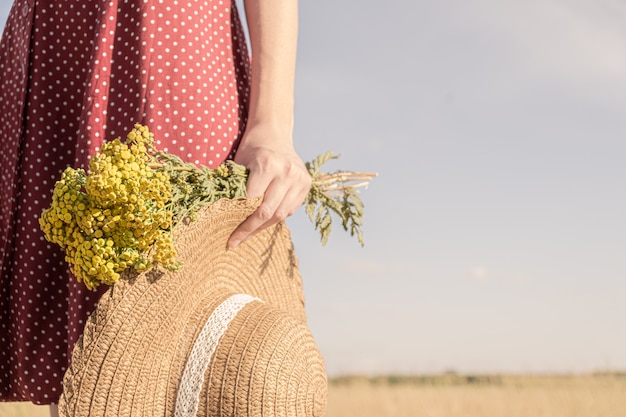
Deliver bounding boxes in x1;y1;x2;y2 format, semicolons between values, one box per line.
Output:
58;198;327;417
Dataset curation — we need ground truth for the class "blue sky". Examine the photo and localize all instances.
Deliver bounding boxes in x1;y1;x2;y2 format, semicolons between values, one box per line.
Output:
2;0;625;376
291;0;626;375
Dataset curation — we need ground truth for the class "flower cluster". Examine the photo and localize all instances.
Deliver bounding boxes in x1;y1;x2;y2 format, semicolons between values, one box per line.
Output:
40;124;376;290
39;125;177;289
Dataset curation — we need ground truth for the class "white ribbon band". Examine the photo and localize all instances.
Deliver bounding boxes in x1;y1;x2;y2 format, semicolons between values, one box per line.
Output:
174;293;260;417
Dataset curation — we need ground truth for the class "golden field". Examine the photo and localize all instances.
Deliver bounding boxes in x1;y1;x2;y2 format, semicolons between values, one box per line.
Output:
326;373;626;417
1;373;625;417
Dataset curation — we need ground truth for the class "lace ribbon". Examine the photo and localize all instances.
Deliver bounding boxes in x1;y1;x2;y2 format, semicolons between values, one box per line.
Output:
174;293;260;417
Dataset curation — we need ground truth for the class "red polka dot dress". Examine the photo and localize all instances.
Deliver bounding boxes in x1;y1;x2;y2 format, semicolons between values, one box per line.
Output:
0;0;250;404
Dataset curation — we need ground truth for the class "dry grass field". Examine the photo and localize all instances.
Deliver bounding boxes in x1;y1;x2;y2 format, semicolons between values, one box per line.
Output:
0;402;49;417
326;373;626;417
1;373;625;417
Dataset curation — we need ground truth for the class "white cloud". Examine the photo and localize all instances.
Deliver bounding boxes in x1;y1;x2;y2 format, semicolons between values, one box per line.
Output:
469;266;489;281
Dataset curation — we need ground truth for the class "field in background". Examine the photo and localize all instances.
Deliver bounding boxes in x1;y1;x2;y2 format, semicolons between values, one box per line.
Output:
327;373;626;417
1;373;625;417
0;402;48;417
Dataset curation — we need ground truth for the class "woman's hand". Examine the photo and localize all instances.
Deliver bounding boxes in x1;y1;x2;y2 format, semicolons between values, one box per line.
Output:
227;124;311;248
229;0;305;247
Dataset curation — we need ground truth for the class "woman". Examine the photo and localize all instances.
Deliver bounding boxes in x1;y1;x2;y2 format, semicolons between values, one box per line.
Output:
0;0;311;415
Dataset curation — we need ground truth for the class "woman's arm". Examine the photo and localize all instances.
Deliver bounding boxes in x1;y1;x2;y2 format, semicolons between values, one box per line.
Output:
228;0;311;248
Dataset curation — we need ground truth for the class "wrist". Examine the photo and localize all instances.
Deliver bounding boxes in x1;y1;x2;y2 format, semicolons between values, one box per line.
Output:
245;93;295;136
241;119;294;148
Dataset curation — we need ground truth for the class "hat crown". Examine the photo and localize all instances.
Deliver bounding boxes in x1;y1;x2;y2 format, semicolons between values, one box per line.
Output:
59;198;327;417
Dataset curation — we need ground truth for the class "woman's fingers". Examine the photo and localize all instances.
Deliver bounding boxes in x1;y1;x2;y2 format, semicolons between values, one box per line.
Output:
228;122;312;248
228;152;311;248
228;181;286;248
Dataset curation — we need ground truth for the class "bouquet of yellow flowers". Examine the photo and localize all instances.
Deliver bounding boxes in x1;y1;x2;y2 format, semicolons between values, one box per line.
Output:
39;124;375;290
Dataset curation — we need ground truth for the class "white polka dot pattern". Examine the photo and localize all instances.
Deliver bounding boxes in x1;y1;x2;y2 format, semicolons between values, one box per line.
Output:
0;0;250;405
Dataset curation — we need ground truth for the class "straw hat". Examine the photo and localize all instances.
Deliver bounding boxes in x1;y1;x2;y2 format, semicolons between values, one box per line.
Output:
58;198;327;417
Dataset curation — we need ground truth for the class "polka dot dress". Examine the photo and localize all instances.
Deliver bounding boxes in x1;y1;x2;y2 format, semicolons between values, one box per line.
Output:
0;0;250;405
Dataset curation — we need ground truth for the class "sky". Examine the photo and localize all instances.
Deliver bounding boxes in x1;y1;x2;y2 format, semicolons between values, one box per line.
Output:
2;0;625;376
